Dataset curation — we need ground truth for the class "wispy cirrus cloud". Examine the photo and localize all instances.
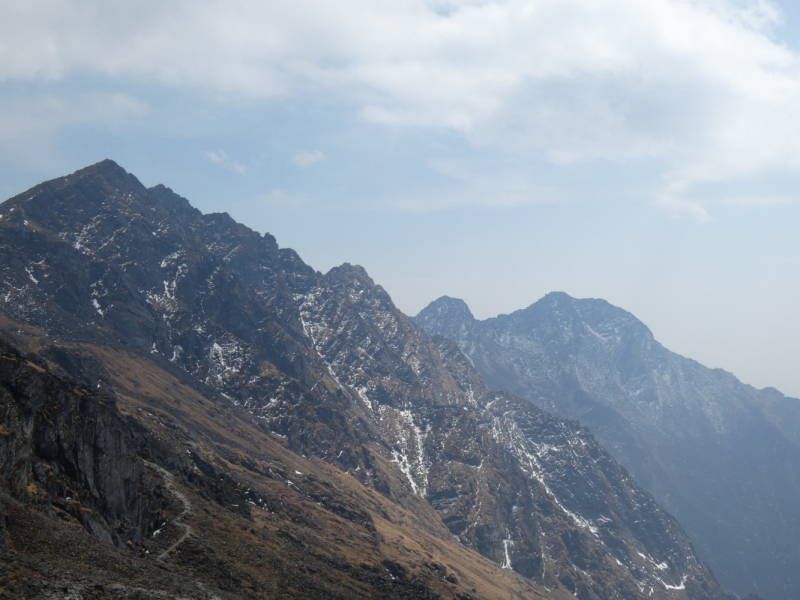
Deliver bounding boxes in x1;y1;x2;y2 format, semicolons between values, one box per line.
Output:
204;149;247;174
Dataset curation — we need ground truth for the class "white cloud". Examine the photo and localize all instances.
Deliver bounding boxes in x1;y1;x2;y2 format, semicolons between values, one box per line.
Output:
203;149;246;174
293;149;325;167
3;0;800;212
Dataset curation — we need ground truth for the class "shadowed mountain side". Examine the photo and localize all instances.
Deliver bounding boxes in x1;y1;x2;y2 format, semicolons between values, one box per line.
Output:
416;293;800;600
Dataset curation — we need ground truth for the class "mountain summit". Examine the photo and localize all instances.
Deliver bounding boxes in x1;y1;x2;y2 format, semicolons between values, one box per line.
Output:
416;293;800;600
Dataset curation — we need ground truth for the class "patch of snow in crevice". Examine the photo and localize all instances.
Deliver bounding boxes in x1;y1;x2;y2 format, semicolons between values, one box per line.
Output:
656;574;688;591
96;226;127;253
90;280;111;316
385;408;429;497
466;387;478;407
297;290;358;404
148;252;188;319
636;551;685;589
355;385;375;412
192;334;249;392
501;536;514;571
91;298;106;317
406;355;422;377
160;250;183;269
223;244;243;262
490;411;600;536
72;215;103;253
170;345;183;363
390;447;421;495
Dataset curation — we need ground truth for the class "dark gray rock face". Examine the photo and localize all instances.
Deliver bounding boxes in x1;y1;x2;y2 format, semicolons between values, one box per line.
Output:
0;161;735;599
0;336;152;548
415;293;800;600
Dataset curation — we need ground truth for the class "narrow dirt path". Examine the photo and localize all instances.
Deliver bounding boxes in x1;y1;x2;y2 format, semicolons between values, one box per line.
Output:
140;461;224;600
143;461;194;561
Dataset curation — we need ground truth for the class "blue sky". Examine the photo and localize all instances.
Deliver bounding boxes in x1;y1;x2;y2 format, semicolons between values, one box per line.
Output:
1;0;800;397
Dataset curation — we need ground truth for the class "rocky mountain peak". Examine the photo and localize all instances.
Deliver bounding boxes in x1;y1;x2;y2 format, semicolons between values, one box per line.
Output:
66;158;140;185
514;292;651;340
325;262;373;284
414;296;476;340
539;290;573;304
419;296;475;322
416;290;800;600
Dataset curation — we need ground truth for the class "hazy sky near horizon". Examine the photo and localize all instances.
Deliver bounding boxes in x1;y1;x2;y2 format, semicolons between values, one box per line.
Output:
1;0;799;397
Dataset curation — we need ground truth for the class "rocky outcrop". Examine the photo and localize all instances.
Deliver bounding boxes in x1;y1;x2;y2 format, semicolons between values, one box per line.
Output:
0;335;152;548
416;293;800;600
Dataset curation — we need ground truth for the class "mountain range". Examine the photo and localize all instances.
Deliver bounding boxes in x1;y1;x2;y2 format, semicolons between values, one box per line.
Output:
0;160;768;599
415;294;800;600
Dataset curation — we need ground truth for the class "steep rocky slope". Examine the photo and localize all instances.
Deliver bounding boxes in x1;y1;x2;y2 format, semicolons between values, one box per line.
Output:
415;293;800;600
0;161;734;599
2;332;556;599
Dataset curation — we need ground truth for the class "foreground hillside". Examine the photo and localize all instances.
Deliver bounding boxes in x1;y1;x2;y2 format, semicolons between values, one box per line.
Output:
1;332;560;599
416;294;800;600
0;160;733;599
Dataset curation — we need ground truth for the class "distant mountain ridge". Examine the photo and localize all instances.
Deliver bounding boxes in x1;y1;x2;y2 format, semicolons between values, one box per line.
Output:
415;293;800;600
0;160;735;599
